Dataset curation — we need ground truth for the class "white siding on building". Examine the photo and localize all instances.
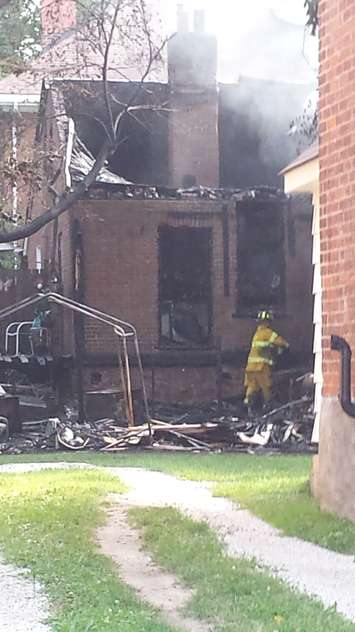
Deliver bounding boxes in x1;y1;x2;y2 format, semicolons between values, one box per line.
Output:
312;194;322;443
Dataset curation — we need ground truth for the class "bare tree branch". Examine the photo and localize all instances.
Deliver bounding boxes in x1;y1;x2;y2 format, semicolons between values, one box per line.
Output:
102;0;122;142
0;0;168;244
113;34;172;136
0;139;112;242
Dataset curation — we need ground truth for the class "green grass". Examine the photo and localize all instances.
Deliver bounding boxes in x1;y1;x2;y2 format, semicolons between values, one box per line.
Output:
0;468;175;632
1;451;355;554
1;456;355;630
132;506;355;632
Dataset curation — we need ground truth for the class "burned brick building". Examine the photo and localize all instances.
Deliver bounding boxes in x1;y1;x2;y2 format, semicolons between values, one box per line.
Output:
24;16;314;405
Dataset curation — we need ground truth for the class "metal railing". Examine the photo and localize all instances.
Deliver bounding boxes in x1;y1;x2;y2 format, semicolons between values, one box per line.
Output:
0;292;150;428
5;321;34;357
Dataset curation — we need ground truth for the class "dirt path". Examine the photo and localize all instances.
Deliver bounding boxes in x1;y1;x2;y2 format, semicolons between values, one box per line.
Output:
98;495;212;632
2;463;355;625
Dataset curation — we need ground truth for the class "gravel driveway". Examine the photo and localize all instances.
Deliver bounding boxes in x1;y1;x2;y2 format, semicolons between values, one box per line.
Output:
0;561;50;631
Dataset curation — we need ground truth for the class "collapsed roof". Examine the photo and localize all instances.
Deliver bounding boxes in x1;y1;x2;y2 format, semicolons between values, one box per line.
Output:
45;76;312;191
46;79;169;187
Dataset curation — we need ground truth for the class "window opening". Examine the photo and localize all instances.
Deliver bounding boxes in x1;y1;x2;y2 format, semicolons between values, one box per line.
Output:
236;201;285;315
159;226;212;346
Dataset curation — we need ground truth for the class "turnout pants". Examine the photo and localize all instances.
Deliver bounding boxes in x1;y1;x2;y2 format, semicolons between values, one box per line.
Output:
244;365;272;405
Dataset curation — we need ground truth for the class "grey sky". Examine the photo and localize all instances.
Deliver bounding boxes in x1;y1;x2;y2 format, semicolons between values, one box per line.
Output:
161;0;308;32
159;1;317;83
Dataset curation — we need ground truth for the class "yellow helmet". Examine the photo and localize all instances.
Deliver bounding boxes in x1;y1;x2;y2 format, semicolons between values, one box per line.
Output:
257;310;273;321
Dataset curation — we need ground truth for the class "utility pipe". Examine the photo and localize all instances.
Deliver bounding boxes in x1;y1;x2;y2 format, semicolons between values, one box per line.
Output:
331;335;355;418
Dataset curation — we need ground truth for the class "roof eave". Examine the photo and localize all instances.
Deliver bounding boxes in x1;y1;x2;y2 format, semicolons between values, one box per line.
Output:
280;143;319;176
0;93;40;113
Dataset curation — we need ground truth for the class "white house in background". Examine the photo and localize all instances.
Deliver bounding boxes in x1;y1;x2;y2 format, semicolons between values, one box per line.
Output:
281;143;320;441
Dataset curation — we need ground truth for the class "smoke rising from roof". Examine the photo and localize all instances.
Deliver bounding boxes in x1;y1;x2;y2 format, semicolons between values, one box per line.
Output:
158;0;317;84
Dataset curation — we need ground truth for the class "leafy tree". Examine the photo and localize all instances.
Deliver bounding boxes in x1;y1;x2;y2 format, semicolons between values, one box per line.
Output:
0;0;40;73
0;0;93;73
290;97;318;152
0;251;20;269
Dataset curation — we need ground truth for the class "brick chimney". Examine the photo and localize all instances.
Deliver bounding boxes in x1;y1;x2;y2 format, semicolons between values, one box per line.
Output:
168;7;219;187
168;8;217;89
42;0;77;41
177;3;189;32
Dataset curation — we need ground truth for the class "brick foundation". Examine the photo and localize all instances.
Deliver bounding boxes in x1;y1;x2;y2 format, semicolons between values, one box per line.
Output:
83;364;244;406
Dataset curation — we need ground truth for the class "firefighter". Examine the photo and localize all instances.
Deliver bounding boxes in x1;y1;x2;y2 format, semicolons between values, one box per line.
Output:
244;310;289;413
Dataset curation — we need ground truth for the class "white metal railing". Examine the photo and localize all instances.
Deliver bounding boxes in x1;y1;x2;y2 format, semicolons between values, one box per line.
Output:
5;321;35;357
0;292;149;427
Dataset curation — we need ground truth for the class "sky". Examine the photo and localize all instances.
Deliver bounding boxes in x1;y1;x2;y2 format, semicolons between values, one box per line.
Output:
161;0;308;32
158;0;317;83
33;0;316;83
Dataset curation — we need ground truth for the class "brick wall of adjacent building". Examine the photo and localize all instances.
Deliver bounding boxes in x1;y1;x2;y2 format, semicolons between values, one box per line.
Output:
318;0;355;397
42;0;76;38
312;0;355;523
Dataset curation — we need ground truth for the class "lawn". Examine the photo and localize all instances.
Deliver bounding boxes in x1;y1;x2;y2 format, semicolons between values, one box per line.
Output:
132;506;355;632
1;451;355;554
0;458;354;631
0;468;175;632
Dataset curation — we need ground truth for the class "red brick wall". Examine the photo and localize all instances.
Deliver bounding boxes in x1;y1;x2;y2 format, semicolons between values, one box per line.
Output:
167;31;219;187
83;365;245;406
42;0;76;38
76;199;236;353
77;194;312;402
319;0;355;396
312;1;355;523
168;93;219;187
74;196;312;359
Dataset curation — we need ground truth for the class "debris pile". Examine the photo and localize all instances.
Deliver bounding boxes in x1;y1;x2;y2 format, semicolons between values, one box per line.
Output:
87;182;285;202
0;397;315;455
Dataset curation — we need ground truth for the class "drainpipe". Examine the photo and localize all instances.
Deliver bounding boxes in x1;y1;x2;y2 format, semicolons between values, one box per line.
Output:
331;335;355;417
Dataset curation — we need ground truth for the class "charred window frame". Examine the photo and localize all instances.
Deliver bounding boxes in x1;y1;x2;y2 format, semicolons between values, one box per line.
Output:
158;225;212;348
236;200;286;316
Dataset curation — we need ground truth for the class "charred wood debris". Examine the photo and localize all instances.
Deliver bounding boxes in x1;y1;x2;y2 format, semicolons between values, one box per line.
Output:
86;183;286;202
0;376;316;455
